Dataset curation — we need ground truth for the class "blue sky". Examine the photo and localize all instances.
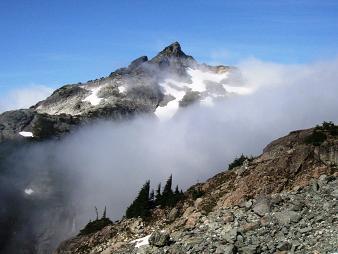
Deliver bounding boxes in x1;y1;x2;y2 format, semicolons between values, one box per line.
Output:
0;0;338;94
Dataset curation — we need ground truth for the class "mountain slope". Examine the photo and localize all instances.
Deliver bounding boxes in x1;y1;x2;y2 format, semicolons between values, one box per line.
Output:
0;42;237;142
54;125;338;254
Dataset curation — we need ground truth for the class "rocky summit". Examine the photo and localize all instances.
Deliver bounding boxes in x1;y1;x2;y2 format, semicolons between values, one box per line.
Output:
54;126;338;254
0;42;236;142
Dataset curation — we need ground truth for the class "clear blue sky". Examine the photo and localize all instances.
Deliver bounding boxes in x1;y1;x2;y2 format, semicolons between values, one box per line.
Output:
0;0;338;93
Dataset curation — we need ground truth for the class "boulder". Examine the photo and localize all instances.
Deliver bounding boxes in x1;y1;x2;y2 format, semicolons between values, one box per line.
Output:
185;211;202;228
252;198;271;216
148;230;170;247
215;244;235;254
168;207;179;222
223;211;235;223
221;228;238;243
274;210;301;226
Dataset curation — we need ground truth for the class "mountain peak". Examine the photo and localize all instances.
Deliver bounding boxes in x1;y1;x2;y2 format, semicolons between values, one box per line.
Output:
160;42;184;56
151;42;194;63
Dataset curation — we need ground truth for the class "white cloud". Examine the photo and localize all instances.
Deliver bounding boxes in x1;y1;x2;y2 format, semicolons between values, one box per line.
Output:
0;85;53;113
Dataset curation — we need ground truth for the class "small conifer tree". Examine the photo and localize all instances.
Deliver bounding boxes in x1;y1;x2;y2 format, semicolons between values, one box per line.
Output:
102;206;106;219
149;189;155;208
161;175;176;207
95;206;99;220
155;183;162;205
126;180;151;219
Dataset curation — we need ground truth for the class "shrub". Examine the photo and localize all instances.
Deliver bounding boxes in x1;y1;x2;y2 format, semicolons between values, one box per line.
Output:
322;121;338;136
305;130;327;146
304;121;338;146
228;154;249;170
79;218;113;236
190;187;205;200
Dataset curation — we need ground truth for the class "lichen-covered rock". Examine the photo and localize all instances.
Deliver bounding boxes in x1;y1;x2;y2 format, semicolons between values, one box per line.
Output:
148;230;170;247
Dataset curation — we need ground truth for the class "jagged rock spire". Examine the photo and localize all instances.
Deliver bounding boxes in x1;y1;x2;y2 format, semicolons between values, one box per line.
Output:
157;42;186;58
150;42;194;63
128;56;148;70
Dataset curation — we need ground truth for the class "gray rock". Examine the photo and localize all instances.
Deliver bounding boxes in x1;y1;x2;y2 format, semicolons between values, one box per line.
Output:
277;241;292;251
238;244;258;254
168;208;179;222
0;109;36;142
318;174;329;186
149;230;170;247
311;180;319;192
221;228;238;243
245;200;253;209
252;198;271;216
330;189;338;198
298;226;312;233
275;210;301;226
223;211;235;223
215;244;234;254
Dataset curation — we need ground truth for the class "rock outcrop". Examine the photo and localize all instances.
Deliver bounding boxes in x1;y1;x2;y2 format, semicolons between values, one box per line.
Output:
54;127;338;254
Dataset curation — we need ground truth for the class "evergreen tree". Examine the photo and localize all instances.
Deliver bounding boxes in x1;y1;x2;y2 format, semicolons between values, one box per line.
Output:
149;189;155;208
126;180;151;219
161;175;175;207
162;175;173;197
102;206;106;219
172;185;181;205
155;183;162;205
149;189;155;201
95;206;99;220
174;185;180;195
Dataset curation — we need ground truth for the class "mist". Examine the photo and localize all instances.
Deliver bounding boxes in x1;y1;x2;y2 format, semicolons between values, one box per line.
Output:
1;56;338;252
0;85;53;113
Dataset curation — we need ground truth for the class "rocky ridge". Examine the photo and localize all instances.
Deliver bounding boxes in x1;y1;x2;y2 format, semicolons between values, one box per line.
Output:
0;42;236;142
54;126;338;254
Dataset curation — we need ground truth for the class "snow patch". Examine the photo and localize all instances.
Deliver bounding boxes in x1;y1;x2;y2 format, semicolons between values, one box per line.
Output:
24;188;34;195
222;85;252;95
130;234;151;248
82;87;103;106
155;79;187;121
19;131;34;137
118;86;127;93
186;68;229;92
200;96;214;107
155;67;230;121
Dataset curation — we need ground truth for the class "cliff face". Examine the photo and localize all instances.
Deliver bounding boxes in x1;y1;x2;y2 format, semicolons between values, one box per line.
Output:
0;42;235;142
54;127;338;254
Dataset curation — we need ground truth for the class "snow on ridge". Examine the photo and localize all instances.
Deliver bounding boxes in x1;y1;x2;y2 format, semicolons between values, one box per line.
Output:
82;87;103;106
155;79;186;121
130;234;151;248
24;188;34;195
186;67;229;92
222;85;252;95
19;131;34;137
155;67;230;121
118;86;127;93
